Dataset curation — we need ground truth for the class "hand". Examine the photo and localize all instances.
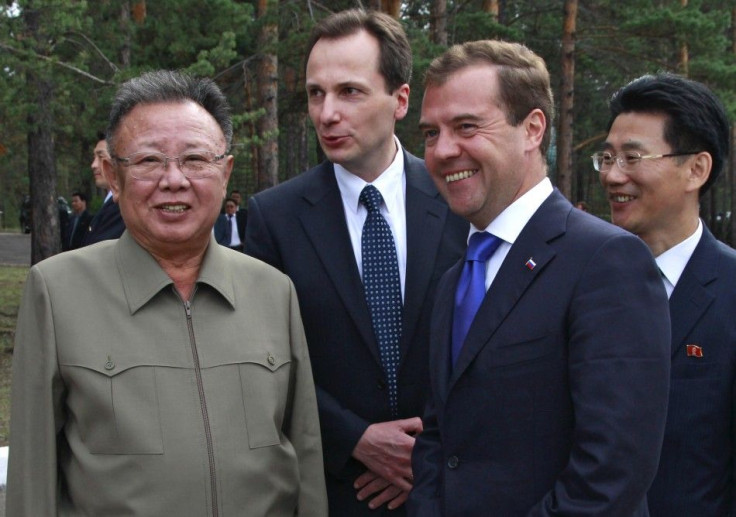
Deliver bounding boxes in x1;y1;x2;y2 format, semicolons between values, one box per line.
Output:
351;417;423;491
355;470;410;510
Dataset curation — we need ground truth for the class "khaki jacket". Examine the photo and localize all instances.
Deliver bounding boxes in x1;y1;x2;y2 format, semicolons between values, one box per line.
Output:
7;232;327;516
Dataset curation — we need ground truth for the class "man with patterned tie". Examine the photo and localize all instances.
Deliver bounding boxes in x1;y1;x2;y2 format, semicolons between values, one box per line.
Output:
81;133;126;246
600;74;736;517
245;9;466;516
408;40;671;516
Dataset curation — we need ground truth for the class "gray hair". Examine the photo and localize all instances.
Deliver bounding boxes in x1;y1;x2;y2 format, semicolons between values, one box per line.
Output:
106;70;232;155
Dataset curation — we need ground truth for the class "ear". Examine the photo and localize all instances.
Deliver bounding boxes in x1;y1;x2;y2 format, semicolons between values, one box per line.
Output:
523;108;546;151
221;155;234;198
102;157;121;202
394;83;410;122
685;151;712;194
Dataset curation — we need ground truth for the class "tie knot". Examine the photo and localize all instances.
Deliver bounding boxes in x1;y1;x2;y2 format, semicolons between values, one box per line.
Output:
359;185;384;214
466;232;501;262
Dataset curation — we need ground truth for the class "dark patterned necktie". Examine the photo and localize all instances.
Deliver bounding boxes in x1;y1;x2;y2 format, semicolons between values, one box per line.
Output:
360;185;402;417
452;232;502;365
225;215;233;243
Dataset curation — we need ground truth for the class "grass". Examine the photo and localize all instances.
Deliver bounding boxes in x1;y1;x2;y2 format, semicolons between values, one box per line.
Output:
0;265;28;446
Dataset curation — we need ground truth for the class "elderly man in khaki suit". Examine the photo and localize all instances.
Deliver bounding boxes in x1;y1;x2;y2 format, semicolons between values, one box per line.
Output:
6;70;327;516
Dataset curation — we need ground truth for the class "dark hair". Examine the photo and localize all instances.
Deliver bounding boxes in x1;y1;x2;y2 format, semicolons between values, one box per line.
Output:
424;40;554;157
71;191;87;203
608;73;729;196
106;70;232;155
224;198;237;206
305;9;412;93
96;131;106;143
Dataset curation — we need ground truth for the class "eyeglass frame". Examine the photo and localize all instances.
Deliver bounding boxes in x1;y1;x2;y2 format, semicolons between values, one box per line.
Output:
110;150;228;180
591;150;700;173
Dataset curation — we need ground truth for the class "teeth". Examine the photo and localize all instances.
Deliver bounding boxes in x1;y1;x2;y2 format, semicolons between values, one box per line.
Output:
445;170;477;183
161;204;187;213
612;195;634;203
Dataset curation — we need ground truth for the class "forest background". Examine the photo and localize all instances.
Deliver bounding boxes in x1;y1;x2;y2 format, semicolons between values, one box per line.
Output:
3;0;736;264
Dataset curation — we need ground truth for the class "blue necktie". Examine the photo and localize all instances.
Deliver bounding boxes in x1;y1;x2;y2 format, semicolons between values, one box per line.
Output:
360;185;402;417
452;232;502;365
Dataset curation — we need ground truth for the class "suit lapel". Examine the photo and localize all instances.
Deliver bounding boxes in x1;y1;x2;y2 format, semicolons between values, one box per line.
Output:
402;154;449;359
449;191;567;387
668;227;717;357
434;262;463;403
298;163;382;366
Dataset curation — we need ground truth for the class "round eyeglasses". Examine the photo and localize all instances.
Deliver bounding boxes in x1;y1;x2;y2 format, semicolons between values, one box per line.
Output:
591;151;699;173
112;150;227;181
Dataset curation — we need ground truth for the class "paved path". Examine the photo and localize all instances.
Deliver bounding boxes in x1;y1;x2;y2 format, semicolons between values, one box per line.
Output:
0;233;30;267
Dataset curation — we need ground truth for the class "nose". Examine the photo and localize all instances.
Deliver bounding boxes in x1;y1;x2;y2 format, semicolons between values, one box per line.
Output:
319;93;340;125
600;160;629;187
159;158;191;190
432;131;461;161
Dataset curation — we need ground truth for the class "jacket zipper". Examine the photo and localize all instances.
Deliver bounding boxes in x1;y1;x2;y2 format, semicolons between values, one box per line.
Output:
185;300;219;517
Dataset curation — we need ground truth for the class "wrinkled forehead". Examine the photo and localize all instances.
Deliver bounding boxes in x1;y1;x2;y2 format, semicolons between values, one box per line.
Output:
114;101;226;151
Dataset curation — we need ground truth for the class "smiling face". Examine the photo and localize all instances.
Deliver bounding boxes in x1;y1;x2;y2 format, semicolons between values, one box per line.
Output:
420;64;547;229
103;100;233;258
601;111;707;254
305;29;409;182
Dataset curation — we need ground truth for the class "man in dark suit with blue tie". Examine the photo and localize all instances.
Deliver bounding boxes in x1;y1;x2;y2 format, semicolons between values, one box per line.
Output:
245;9;466;516
600;73;736;517
408;40;671;516
81;134;125;246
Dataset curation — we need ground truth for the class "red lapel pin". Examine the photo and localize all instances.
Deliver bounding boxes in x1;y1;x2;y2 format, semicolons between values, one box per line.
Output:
686;344;703;358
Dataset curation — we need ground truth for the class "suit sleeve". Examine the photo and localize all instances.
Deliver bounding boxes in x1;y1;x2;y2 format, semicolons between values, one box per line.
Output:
528;234;671;516
6;267;66;516
283;278;328;516
408;395;443;517
245;196;371;477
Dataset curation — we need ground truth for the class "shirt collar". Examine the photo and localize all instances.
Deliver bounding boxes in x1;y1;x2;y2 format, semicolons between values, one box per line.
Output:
655;219;702;290
334;136;405;215
116;232;236;314
471;177;554;244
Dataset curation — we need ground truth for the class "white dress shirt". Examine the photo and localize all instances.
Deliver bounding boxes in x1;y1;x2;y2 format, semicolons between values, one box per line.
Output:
334;136;407;299
655;219;702;298
470;177;554;290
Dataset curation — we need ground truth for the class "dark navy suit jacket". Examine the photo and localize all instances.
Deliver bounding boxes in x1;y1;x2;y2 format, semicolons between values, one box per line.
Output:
409;190;671;517
648;225;736;516
81;197;125;247
245;150;467;516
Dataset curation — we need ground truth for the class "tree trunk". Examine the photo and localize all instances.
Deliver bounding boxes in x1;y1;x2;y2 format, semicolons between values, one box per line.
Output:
381;0;401;18
430;0;447;46
25;5;60;264
731;8;736;246
556;0;577;200
256;0;279;188
483;0;499;21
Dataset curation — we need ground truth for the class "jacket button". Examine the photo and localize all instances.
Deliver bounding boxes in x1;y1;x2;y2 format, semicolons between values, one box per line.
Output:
376;379;386;391
104;356;115;371
447;456;459;469
267;353;275;365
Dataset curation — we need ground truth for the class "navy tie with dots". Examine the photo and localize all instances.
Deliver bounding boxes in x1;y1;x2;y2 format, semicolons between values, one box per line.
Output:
360;185;402;417
452;231;502;365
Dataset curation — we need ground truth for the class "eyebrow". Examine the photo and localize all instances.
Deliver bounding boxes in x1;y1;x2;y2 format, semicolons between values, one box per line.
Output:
602;140;647;151
418;113;483;130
